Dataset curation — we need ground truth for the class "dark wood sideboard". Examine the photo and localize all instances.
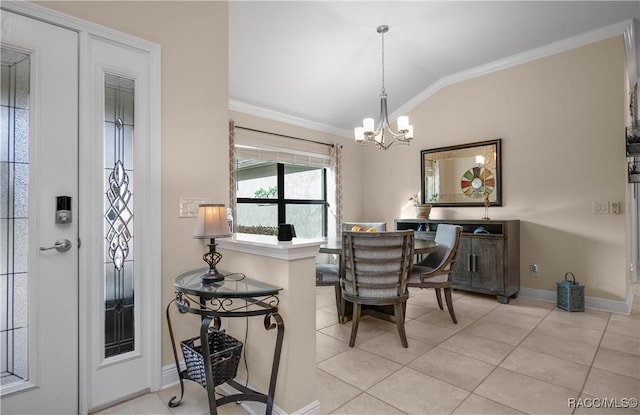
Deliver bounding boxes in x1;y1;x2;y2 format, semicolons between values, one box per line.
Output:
395;219;520;303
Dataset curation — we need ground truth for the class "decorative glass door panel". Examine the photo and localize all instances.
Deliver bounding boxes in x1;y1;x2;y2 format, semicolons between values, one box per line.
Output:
0;47;30;390
103;73;135;358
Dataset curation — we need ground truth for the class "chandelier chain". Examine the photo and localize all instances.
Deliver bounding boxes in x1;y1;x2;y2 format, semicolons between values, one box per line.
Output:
381;29;385;95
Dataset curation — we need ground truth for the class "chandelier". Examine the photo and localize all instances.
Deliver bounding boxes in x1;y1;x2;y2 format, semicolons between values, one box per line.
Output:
354;25;413;150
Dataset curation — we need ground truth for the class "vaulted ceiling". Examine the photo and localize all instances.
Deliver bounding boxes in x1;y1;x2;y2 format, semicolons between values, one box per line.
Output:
229;1;640;138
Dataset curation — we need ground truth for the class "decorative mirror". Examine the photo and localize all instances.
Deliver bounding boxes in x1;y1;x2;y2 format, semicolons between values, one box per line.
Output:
421;139;502;207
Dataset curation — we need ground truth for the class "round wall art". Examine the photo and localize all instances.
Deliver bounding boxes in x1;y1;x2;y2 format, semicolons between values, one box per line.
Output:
460;167;495;199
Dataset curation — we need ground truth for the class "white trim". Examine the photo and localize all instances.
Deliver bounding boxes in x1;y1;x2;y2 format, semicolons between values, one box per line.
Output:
519;287;634;315
218;234;321;260
230;99;352;139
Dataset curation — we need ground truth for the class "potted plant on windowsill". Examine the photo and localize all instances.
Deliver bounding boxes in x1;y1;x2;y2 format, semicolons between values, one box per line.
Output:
410;192;431;219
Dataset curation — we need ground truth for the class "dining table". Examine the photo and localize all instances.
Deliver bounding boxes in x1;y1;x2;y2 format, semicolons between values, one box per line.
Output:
319;236;437;256
318;235;438;323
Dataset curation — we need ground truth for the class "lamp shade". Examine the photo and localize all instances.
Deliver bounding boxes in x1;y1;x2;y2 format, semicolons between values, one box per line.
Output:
192;204;232;239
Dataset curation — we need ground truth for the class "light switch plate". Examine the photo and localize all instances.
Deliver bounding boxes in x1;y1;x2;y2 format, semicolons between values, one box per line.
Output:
592;201;610;214
179;198;210;218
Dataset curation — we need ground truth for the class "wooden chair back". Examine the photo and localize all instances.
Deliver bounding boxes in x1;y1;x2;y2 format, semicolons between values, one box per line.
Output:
341;230;414;303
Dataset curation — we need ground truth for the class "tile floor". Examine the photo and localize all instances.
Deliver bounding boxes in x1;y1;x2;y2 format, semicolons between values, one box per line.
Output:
99;285;640;415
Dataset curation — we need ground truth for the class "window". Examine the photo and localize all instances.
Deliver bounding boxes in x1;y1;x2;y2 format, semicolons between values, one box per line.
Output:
236;159;327;238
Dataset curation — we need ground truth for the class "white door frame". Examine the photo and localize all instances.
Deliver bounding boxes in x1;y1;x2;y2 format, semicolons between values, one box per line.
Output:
3;2;161;413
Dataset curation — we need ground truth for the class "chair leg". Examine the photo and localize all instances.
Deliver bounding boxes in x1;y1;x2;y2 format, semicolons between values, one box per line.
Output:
333;284;342;323
348;303;361;347
434;288;444;310
444;287;457;324
394;303;408;348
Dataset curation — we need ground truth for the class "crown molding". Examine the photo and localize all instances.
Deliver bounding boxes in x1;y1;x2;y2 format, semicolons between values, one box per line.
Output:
229;100;353;139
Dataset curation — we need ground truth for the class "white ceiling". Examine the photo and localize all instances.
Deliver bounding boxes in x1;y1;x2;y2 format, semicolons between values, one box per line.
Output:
229;1;640;138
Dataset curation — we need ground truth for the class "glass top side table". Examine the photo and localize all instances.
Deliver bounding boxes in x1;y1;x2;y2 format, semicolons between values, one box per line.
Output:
167;268;284;415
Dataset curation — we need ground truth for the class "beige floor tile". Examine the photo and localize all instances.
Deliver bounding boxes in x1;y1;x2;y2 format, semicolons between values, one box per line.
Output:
573;393;640;414
404;302;433;319
449;300;496;317
158;382;253;415
318;318;387;346
582;367;640;402
95;392;172;414
453;393;526;415
316;348;402;390
461;320;530;346
416;308;474;331
519;331;598;366
600;331;640;356
499;347;589;392
316;368;361;414
480;308;544;331
316;331;349;364
404;319;458;346
454;292;501;309
317;291;338;309
358;331;433;365
330;393;405;415
408;346;495;391
439;332;514;365
368;367;469;415
406;290;442;309
534;319;604;346
317;309;340;330
156;383;209;415
607;315;640;339
543;308;610;331
495;297;555;319
592;348;640;379
475;367;578;415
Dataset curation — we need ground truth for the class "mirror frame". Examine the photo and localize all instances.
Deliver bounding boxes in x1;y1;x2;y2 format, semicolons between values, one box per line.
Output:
420;138;502;207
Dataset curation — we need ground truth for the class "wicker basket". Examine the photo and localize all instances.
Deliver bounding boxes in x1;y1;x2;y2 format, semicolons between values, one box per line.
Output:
181;330;243;388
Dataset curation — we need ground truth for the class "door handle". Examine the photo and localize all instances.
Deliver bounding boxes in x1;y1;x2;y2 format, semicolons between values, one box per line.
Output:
40;239;72;253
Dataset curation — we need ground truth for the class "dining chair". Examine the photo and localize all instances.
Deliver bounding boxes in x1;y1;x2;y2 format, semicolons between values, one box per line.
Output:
408;224;462;323
341;230;414;348
315;262;343;323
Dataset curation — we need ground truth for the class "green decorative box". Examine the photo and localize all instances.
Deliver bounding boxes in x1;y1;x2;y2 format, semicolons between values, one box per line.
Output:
556;272;584;312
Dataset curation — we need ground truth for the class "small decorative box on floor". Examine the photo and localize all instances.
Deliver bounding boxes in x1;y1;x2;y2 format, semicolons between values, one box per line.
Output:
556;272;585;312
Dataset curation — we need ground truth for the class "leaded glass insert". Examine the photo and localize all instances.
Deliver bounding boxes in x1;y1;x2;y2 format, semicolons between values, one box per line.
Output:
104;73;135;358
1;48;30;389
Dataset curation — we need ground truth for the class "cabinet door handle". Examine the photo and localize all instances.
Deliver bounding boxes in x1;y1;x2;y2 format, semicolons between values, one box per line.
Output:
472;254;478;272
467;253;472;272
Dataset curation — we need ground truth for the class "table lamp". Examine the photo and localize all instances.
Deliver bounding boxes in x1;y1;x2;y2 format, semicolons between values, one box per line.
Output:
192;203;232;283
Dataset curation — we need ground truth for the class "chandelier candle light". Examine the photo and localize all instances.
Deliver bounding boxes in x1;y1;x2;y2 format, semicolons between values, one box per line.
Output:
354;25;413;150
192;204;232;283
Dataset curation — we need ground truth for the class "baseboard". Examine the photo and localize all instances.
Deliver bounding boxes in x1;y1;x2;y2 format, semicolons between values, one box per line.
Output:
519;287;634;315
160;362;320;415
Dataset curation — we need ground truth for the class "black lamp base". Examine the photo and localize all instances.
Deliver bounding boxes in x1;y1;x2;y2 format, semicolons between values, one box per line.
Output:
200;267;225;284
200;238;225;284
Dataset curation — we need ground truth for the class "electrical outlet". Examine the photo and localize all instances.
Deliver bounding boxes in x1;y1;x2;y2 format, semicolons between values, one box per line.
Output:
592;201;610;214
611;202;620;214
530;263;540;276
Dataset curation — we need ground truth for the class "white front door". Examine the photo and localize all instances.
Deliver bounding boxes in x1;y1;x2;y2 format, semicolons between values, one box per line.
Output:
2;4;161;413
1;10;79;414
